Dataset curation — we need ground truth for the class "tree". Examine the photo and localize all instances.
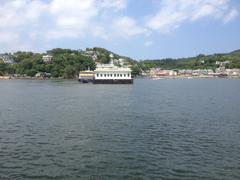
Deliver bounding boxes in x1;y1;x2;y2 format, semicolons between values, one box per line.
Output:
0;61;6;75
25;69;37;77
100;56;110;64
131;65;141;76
63;65;76;78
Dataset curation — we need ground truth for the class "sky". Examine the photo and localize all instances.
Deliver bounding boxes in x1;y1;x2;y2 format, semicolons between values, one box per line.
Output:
0;0;240;59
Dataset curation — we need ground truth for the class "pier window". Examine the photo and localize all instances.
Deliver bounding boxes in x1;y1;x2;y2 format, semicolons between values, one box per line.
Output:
124;74;126;77
120;74;122;77
100;74;103;77
128;73;130;77
97;73;99;77
114;74;116;77
104;74;106;77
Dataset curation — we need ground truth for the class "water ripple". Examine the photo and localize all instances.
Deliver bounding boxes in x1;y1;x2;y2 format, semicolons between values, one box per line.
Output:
0;79;240;179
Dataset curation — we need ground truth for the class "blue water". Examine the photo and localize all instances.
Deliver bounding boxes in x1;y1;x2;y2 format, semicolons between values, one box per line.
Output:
0;79;240;179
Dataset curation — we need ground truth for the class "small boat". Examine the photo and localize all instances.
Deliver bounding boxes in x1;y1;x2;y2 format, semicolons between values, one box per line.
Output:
79;70;94;83
152;77;162;80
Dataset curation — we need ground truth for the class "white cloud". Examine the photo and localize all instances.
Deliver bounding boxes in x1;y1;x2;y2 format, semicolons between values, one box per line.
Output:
100;0;127;11
0;0;47;28
0;0;47;52
0;0;132;41
147;0;239;33
0;0;238;52
113;16;147;37
224;9;239;23
144;41;153;47
47;0;135;39
50;0;98;29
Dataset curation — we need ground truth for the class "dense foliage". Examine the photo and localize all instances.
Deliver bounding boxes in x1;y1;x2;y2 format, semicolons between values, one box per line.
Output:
0;49;95;78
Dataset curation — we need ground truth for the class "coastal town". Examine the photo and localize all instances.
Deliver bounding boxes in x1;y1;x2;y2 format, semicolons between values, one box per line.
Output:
147;61;240;79
1;48;240;80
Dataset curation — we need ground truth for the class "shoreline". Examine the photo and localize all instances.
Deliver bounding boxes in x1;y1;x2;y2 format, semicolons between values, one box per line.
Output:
0;76;78;81
138;75;240;80
1;75;240;81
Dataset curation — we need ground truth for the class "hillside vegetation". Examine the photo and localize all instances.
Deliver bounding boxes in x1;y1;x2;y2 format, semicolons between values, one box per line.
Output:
138;50;240;71
0;49;95;78
1;48;240;77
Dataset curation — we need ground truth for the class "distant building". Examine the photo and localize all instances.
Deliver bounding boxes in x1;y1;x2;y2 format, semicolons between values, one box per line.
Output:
207;69;214;74
42;55;52;64
85;50;94;55
0;54;14;64
216;67;226;73
35;72;51;78
225;69;240;76
109;53;114;59
118;58;126;66
192;69;209;76
169;70;178;76
216;61;230;66
178;69;214;76
0;76;11;80
150;68;178;77
92;54;98;61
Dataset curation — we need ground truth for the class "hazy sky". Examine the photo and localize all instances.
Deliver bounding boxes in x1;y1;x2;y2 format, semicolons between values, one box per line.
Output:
0;0;239;59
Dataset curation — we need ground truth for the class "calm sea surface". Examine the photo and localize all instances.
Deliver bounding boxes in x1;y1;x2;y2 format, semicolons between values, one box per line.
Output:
0;79;240;180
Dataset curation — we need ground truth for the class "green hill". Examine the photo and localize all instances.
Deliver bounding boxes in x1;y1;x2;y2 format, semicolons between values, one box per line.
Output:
138;50;240;72
1;48;240;77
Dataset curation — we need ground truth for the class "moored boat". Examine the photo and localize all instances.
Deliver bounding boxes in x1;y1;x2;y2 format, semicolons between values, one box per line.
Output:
78;70;94;83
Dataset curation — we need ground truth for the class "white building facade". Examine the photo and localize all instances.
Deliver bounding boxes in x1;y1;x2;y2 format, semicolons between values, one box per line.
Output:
93;63;133;84
42;55;52;64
